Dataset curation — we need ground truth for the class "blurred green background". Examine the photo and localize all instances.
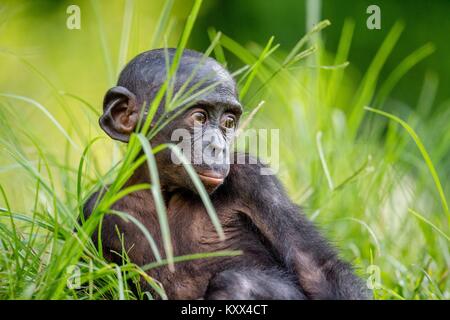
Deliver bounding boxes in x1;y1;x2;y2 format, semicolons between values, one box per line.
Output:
2;0;450;110
193;0;450;110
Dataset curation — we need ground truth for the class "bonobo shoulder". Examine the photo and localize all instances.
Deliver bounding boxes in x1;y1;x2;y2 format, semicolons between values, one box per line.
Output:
82;189;103;221
226;152;287;200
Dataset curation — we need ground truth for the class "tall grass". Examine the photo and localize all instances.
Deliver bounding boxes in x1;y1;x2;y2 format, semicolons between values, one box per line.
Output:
0;0;449;300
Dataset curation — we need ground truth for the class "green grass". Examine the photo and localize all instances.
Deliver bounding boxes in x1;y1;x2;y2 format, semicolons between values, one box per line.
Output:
0;0;449;299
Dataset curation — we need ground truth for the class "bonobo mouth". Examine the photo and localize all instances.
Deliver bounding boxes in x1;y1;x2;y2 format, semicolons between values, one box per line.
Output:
196;170;225;187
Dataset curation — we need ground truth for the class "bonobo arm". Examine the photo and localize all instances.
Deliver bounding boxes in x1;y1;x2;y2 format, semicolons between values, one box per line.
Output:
81;189;123;262
226;153;370;300
205;267;307;300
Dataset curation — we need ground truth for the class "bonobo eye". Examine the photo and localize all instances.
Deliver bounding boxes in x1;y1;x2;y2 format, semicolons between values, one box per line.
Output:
191;111;207;125
221;114;236;129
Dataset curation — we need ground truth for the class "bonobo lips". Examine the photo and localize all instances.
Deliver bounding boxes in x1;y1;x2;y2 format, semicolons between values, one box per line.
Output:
196;170;225;187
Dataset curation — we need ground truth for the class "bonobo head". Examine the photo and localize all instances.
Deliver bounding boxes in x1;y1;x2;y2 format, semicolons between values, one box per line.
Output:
99;48;242;193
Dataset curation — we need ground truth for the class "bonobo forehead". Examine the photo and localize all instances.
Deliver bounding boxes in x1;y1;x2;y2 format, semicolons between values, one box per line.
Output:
117;48;241;114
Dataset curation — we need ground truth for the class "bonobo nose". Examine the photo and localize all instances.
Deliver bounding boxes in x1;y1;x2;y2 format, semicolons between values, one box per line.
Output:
210;139;225;154
203;131;228;165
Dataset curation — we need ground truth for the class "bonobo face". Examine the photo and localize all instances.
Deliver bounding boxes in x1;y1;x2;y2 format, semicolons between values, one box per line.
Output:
99;48;242;194
153;97;242;193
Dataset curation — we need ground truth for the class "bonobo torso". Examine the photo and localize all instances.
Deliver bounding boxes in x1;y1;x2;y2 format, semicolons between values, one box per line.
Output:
88;178;281;299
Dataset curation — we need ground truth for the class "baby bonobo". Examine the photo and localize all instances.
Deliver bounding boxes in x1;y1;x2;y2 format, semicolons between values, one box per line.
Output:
83;48;370;300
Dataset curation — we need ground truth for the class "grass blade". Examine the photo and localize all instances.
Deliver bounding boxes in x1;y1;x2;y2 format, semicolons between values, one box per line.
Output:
166;144;225;240
0;93;78;150
117;0;135;76
409;209;450;242
136;134;174;271
365;106;449;218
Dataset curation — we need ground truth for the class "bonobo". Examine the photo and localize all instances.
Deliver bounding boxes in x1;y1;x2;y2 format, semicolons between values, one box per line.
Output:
83;48;370;299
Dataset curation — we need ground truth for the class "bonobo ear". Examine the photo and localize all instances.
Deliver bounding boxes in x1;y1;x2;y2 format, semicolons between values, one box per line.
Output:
99;86;139;142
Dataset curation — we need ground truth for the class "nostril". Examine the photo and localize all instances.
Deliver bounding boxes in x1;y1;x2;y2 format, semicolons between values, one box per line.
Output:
203;143;226;166
202;130;228;164
210;146;223;159
211;144;224;155
208;137;226;154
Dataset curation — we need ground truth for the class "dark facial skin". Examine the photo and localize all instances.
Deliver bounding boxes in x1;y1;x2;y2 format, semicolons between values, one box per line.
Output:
151;101;242;194
84;48;370;300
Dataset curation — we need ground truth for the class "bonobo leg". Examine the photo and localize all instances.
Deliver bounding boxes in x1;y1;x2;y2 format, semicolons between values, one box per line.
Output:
204;267;306;300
